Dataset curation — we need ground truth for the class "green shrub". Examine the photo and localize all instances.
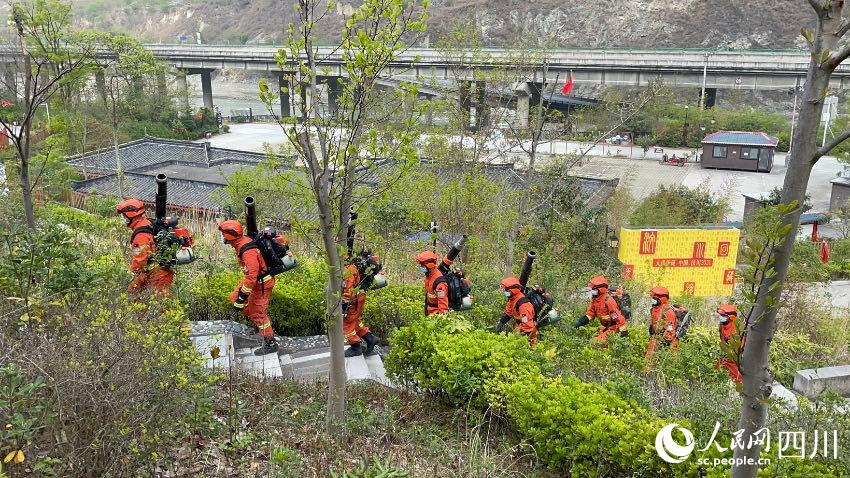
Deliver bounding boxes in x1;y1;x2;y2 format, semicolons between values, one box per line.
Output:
188;260;427;337
386;319;845;476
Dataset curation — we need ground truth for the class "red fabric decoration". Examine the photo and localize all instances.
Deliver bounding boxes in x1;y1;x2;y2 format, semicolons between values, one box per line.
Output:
812;222;820;242
821;240;830;263
561;72;574;95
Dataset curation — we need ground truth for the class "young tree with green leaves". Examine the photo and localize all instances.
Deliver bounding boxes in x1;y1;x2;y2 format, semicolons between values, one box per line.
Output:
734;2;850;476
259;0;427;433
0;0;97;228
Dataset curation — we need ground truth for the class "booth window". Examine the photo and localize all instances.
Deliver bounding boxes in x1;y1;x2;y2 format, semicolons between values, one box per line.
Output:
712;146;727;158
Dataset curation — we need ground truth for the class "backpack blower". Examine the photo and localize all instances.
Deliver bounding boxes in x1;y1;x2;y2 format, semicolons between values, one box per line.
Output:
435;228;473;311
346;207;387;290
517;251;559;328
240;196;297;275
147;174;194;266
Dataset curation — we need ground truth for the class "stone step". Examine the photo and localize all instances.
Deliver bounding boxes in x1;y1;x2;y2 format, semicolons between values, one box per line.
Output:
771;381;799;412
234;347;283;379
364;353;396;389
793;365;850;398
345;351;371;381
190;333;234;371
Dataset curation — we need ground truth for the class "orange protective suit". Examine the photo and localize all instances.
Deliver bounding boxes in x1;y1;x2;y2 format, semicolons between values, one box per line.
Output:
646;304;679;359
423;268;449;316
342;263;370;345
717;313;744;384
505;290;538;346
230;236;276;339
584;292;627;343
126;216;173;297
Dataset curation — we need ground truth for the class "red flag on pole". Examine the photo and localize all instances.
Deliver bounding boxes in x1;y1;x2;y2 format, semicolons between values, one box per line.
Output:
561;72;574;95
821;240;830;263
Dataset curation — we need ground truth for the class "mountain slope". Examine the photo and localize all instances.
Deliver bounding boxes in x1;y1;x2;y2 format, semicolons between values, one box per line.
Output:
72;0;814;49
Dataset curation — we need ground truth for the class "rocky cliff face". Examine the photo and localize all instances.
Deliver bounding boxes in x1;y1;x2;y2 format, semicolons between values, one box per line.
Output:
73;0;815;49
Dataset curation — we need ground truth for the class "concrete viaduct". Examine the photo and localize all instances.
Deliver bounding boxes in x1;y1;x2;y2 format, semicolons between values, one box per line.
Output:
146;44;850;128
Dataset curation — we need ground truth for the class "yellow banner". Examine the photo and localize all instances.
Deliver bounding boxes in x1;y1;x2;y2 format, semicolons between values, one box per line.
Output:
617;227;740;297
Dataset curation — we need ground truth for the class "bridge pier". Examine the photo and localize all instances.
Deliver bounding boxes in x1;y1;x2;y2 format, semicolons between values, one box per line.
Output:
278;74;292;118
513;82;541;129
200;69;214;110
94;70;107;106
320;76;343;117
704;87;717;108
175;71;190;111
459;80;487;132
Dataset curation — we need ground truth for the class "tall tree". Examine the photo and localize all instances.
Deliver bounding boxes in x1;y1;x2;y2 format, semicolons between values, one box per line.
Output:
259;0;427;433
0;0;96;229
733;2;850;476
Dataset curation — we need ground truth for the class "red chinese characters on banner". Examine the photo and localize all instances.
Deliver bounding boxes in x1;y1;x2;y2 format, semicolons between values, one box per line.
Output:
693;242;706;259
639;230;658;255
623;264;634;279
718;242;730;257
683;282;696;295
723;269;736;285
652;258;714;267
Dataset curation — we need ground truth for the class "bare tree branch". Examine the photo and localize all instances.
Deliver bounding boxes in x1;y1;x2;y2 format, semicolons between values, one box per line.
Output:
813;127;850;163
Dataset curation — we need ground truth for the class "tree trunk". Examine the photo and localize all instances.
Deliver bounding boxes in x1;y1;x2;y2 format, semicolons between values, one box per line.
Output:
20;52;35;229
298;130;347;434
731;6;838;475
113;120;124;199
319;191;346;434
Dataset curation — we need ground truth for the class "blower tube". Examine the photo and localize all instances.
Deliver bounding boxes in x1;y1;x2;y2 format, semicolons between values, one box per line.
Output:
155;174;167;221
518;251;536;288
245;196;258;238
439;234;468;273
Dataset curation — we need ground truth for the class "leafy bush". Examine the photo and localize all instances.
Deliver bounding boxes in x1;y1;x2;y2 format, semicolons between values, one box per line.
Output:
0;290;216;477
629;184;729;227
188;260;426;338
386;318;844;476
788;240;830;283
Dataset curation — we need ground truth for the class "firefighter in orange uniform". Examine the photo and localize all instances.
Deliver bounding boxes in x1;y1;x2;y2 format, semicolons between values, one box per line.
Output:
218;219;279;356
572;275;628;343
499;277;538;346
644;286;679;365
415;250;449;316
716;304;744;384
116;199;174;297
342;251;381;357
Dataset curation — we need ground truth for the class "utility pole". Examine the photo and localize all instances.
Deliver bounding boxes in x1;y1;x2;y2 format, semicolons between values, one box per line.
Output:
700;52;708;109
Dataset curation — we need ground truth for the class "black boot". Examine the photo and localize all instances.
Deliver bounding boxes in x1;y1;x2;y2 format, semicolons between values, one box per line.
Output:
345;342;364;357
361;332;380;356
253;338;279;356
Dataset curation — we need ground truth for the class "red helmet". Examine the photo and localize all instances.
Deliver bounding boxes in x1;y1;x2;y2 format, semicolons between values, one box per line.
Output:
218;220;244;241
415;250;438;268
116;199;146;218
650;286;669;299
588;275;608;290
717;304;738;317
499;276;522;293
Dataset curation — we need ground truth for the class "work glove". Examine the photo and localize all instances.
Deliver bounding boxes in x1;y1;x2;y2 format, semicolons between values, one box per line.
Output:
342;300;350;314
648;323;656;335
620;330;629;339
233;288;250;310
492;313;511;333
572;315;590;329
